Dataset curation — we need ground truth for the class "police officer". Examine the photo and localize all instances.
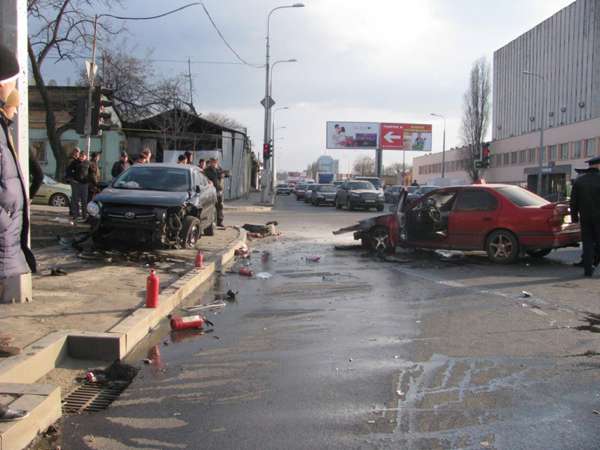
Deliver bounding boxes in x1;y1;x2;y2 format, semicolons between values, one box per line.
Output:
570;156;600;277
204;157;228;227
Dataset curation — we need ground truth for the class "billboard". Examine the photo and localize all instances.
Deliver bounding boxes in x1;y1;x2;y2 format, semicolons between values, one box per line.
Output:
326;121;380;149
326;121;432;151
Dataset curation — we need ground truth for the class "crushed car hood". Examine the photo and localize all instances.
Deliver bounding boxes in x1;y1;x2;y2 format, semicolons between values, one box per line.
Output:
95;188;190;208
333;212;395;235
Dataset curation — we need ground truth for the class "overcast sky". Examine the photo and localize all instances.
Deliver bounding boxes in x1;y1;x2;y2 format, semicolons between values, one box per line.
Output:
42;0;573;173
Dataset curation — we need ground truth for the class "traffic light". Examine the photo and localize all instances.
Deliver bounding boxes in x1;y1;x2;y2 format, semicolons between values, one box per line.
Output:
73;97;88;135
91;86;114;135
475;143;491;169
263;142;272;160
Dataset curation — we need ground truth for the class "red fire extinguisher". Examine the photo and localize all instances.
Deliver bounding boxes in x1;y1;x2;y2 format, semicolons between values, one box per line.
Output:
195;250;205;268
170;314;214;331
146;270;159;308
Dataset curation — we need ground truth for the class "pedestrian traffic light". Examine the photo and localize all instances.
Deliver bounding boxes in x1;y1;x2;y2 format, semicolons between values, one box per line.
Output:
91;86;114;135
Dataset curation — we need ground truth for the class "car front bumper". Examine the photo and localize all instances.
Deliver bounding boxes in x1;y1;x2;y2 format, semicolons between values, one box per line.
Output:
349;197;384;208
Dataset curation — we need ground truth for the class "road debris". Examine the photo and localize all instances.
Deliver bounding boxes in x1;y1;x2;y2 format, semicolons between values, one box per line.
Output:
243;221;280;239
238;267;253;277
235;245;250;258
170;314;214;331
521;291;532;298
305;256;321;263
50;268;68;276
256;272;272;279
184;302;227;312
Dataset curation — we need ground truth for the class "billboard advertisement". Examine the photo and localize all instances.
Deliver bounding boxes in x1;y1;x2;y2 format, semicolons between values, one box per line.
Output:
326;121;380;149
326;122;432;151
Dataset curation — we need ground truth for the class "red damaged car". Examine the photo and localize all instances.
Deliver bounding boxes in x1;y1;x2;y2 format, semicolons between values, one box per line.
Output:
334;184;581;264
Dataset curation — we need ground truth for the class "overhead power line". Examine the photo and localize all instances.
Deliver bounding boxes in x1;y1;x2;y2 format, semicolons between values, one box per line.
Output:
98;2;262;68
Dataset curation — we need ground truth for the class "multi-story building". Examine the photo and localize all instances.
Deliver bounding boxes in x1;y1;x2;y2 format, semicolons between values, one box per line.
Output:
415;0;600;197
316;155;339;174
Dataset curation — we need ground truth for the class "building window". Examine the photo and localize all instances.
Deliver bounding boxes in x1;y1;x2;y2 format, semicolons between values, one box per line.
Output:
585;139;597;157
519;150;527;164
528;148;536;163
503;153;510;165
510;152;518;165
573;141;582;159
549;145;557;161
560;143;569;160
30;140;47;163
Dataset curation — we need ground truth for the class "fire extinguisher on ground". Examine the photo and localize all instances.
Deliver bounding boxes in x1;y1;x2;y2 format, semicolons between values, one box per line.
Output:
146;270;159;308
170;314;214;331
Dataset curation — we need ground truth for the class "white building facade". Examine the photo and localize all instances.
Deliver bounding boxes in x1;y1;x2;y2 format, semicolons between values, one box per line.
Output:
415;0;600;197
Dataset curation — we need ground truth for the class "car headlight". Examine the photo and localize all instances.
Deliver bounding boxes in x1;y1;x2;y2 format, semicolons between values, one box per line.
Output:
87;201;100;218
378;193;384;198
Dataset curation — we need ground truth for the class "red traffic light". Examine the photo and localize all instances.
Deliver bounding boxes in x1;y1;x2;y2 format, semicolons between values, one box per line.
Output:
263;143;271;159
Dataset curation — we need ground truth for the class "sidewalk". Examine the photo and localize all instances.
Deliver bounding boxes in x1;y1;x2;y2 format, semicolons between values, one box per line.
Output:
225;191;273;212
1;205;243;352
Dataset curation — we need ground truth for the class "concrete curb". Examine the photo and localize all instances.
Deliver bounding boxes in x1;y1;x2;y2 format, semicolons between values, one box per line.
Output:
0;228;247;450
224;204;273;213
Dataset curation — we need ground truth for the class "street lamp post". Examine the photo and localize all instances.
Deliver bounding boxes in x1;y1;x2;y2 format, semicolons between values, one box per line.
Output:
261;3;304;203
431;113;446;179
523;70;545;196
271;106;289;194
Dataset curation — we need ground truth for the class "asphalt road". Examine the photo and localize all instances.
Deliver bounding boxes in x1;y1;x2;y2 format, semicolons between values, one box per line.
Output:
60;194;600;450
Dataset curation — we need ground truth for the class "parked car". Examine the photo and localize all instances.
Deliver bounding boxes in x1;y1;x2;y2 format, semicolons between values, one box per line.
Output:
304;184;318;203
310;184;338;206
353;176;384;191
334;184;580;264
335;180;384;211
32;175;71;207
407;185;438;203
294;182;309;200
276;184;292;195
384;185;409;204
333;180;344;188
88;163;217;249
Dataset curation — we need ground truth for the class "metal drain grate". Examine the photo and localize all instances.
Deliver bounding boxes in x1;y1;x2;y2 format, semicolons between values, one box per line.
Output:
62;381;130;414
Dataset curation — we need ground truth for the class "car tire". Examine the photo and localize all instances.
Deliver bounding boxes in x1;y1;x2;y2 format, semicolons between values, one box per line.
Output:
181;216;202;249
346;198;353;211
486;229;519;264
204;210;216;236
526;248;552;258
49;193;70;208
366;225;391;254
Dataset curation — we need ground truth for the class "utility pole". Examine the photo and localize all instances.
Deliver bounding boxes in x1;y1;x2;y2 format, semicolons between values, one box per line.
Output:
187;57;197;114
84;15;98;157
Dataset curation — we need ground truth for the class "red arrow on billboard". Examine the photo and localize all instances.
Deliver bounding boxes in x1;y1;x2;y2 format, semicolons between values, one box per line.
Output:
380;123;405;149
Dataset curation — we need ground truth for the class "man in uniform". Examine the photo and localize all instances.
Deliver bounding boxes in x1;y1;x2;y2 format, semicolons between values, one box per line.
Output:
570;156;600;277
204;157;227;227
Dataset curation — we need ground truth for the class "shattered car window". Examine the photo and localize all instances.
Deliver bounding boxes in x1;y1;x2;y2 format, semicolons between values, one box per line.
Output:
495;186;549;207
113;167;191;192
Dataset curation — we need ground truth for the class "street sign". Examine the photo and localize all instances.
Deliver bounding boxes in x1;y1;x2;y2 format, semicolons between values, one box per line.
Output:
260;96;276;109
379;123;404;149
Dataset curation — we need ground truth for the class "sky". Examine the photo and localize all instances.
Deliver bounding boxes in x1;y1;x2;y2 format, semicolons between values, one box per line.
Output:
40;0;574;173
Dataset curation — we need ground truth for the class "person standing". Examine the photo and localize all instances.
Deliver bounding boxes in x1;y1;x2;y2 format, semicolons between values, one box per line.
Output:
65;148;81;219
198;158;206;173
177;154;186;164
184;150;193;165
0;45;37;410
88;152;101;200
570;156;600;277
72;152;89;221
111;151;130;178
204;157;226;227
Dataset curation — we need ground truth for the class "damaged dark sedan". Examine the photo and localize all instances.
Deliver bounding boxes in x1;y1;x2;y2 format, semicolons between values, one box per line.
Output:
87;163;217;249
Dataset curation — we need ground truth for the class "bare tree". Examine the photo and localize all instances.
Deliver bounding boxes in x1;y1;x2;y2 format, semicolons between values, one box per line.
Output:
383;162;409;177
204;112;246;132
461;57;491;182
28;0;122;179
353;156;375;176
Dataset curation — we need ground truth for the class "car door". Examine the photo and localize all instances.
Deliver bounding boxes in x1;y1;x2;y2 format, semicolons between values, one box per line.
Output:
405;189;457;247
194;170;215;223
447;189;500;250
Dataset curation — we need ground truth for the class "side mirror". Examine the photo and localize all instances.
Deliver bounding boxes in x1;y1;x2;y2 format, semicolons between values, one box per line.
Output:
195;185;201;194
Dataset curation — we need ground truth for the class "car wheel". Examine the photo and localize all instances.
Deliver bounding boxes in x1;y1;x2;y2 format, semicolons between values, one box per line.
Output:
204;210;216;236
486;229;519;264
346;198;353;211
526;248;552;258
366;225;391;253
49;193;70;208
181;216;202;249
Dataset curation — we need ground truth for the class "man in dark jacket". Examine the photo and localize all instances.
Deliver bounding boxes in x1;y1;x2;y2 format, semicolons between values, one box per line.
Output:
111;151;130;178
204;157;228;227
570;156;600;277
65;148;80;218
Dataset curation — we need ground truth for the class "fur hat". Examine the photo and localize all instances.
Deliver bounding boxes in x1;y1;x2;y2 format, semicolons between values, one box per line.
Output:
0;44;19;84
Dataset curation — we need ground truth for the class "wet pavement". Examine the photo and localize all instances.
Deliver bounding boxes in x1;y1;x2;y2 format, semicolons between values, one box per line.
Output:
58;196;600;450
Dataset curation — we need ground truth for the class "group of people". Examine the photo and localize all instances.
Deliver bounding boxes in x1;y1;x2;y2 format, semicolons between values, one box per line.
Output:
65;148;101;221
